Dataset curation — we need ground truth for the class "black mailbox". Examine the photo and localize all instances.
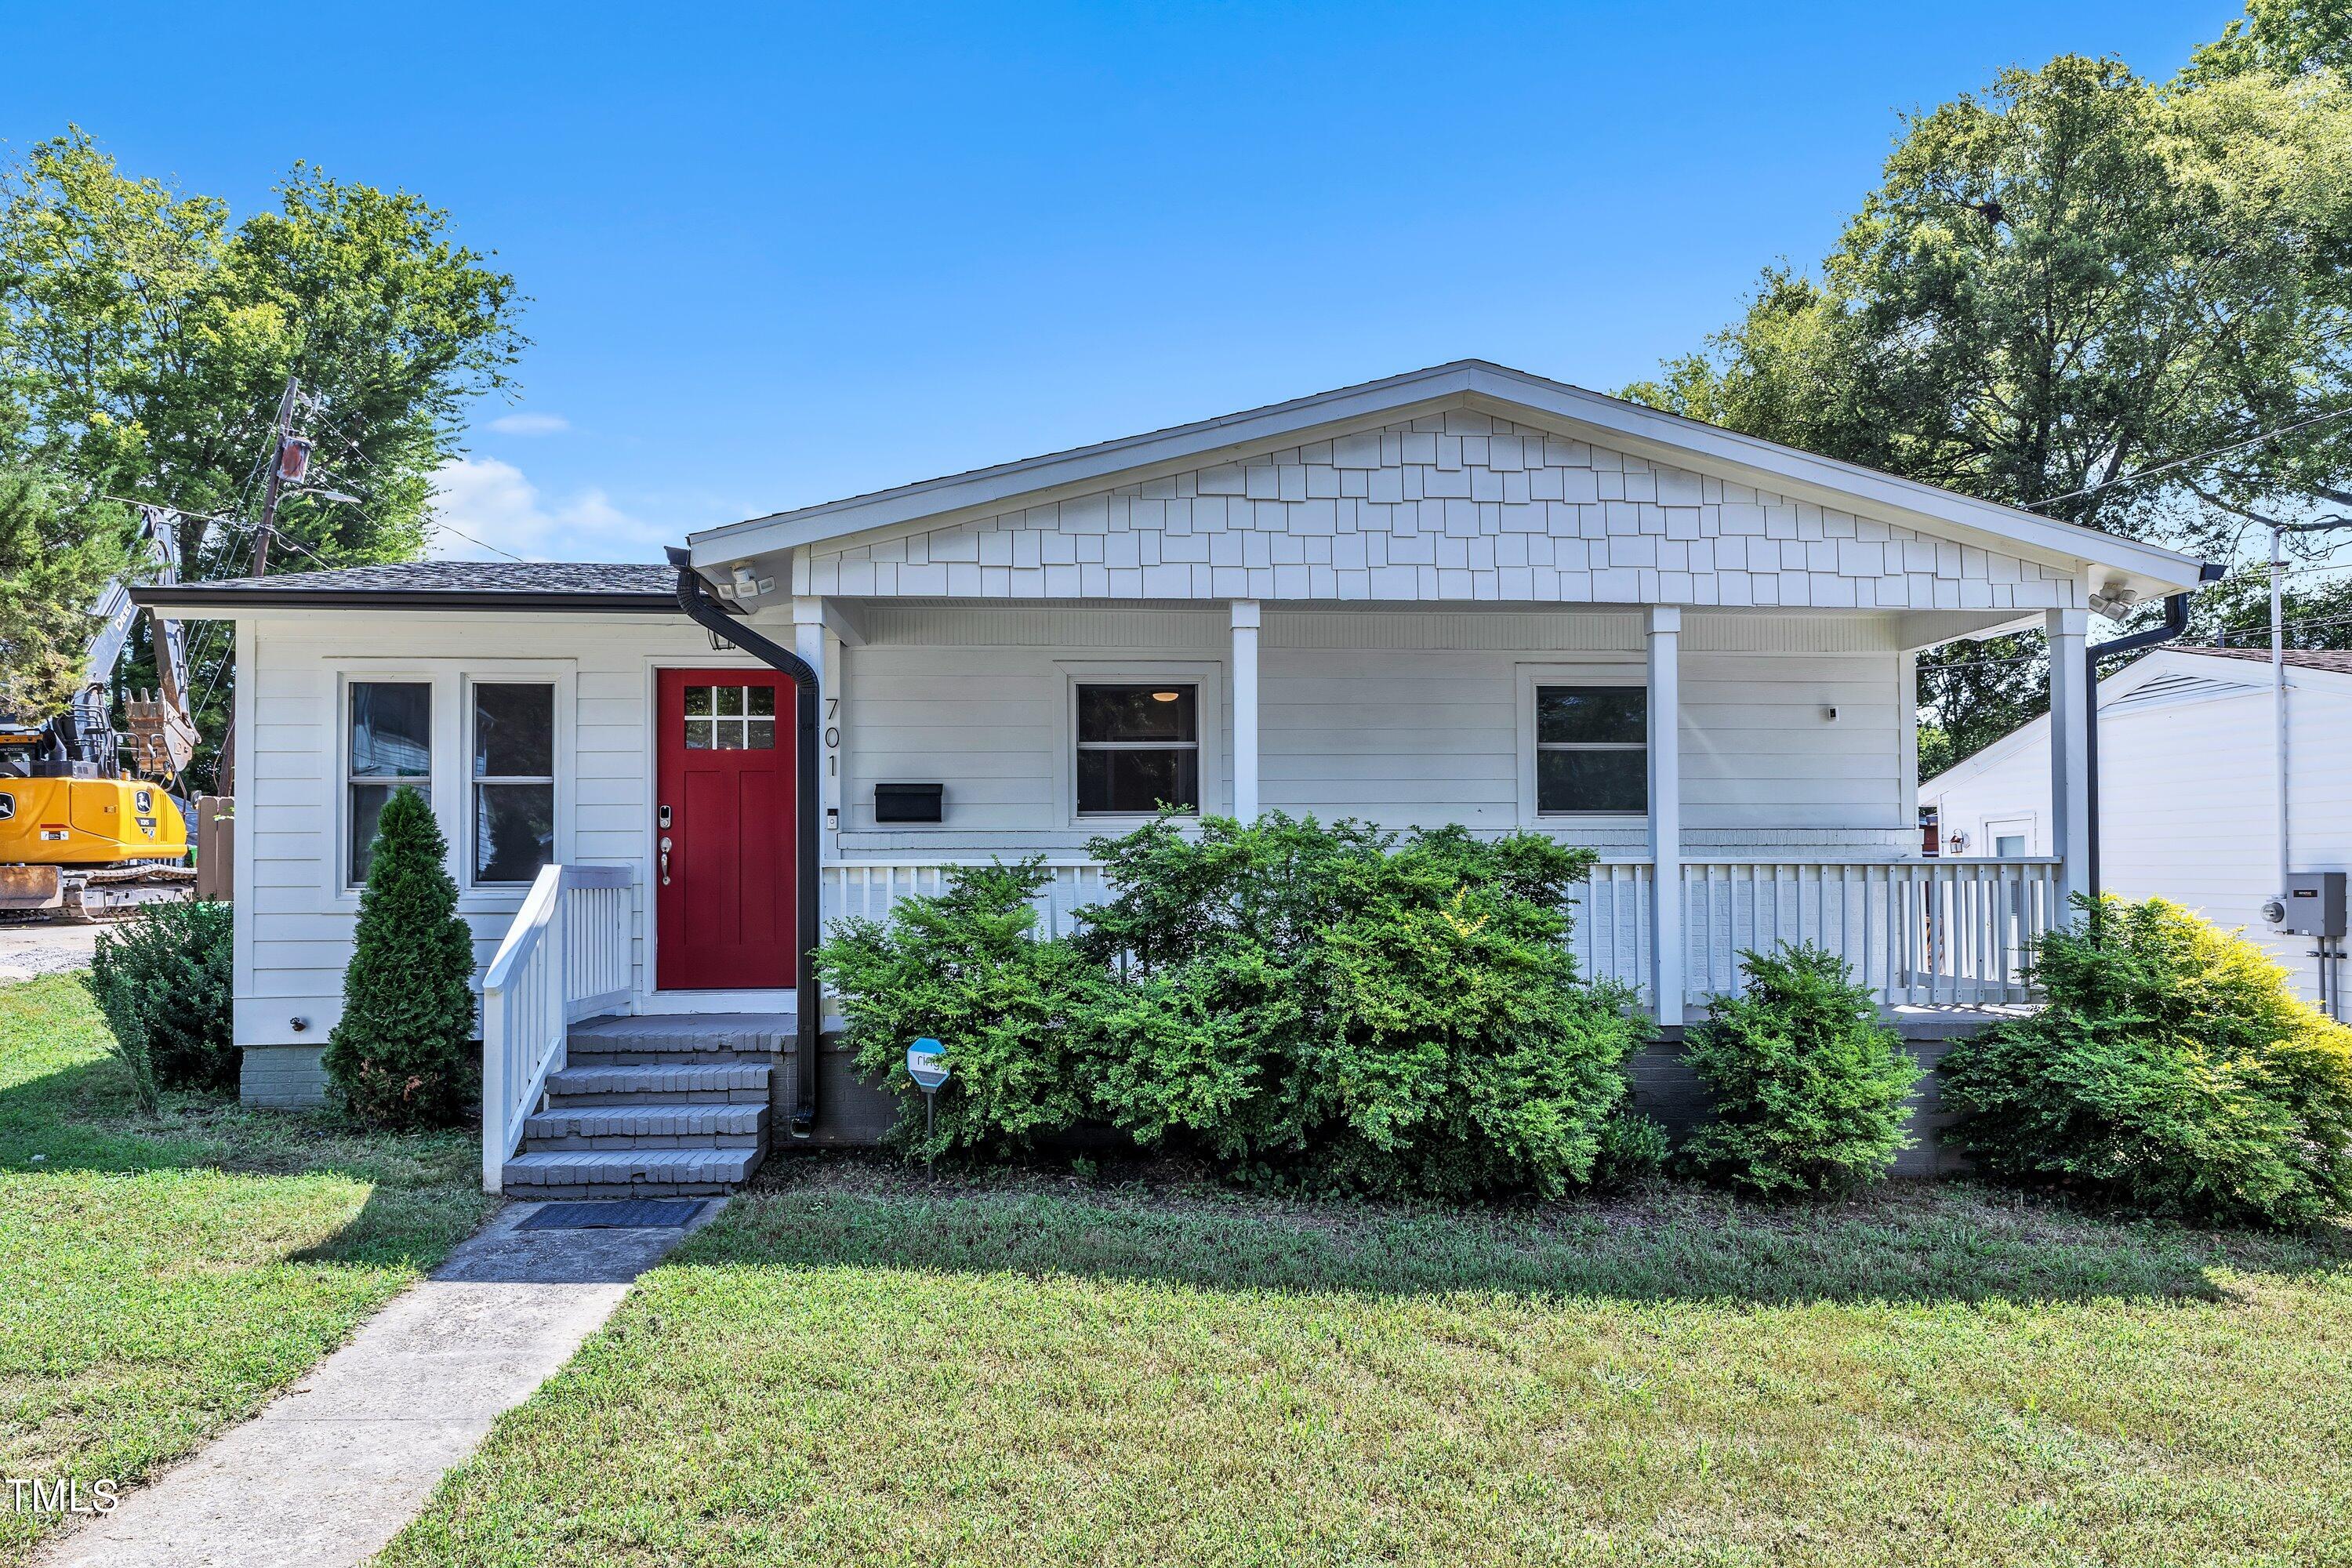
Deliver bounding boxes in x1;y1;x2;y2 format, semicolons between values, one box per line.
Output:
874;782;944;823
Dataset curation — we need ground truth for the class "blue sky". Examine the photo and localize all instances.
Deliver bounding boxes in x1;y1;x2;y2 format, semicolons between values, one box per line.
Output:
9;2;2227;562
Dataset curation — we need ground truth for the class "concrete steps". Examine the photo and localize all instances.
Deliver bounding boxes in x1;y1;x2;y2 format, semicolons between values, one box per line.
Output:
501;1013;789;1197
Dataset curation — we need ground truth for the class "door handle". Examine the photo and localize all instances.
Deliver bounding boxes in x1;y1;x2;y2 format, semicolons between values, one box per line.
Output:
659;835;673;886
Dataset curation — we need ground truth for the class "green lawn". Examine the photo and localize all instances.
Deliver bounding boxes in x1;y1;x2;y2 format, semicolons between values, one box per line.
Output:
0;973;492;1566
383;1162;2352;1567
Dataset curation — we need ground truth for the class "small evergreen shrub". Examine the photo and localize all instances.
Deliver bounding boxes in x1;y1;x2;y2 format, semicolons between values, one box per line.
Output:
1593;1109;1672;1185
84;900;235;1109
1681;944;1922;1196
323;786;477;1128
818;859;1101;1159
1941;896;2352;1226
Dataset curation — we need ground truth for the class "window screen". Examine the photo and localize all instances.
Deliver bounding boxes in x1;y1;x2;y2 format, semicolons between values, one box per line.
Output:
473;683;555;884
1076;684;1200;815
349;681;431;884
1534;685;1647;814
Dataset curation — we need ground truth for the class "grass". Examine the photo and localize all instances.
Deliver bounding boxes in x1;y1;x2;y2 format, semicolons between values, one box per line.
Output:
0;972;492;1566
383;1160;2352;1568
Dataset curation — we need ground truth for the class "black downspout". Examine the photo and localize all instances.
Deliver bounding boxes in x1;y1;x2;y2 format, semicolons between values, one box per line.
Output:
667;546;822;1140
2083;562;2227;900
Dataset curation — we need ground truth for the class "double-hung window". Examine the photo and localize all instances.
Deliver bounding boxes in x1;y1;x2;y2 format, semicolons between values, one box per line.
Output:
1534;684;1647;814
472;683;556;884
1075;683;1200;815
348;681;431;884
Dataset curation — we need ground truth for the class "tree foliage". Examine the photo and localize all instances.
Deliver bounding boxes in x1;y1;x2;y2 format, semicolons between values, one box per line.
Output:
323;787;477;1128
1628;21;2352;763
0;466;127;719
0;128;525;782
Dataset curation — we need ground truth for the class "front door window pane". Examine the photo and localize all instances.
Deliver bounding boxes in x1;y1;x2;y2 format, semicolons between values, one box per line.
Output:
685;685;776;750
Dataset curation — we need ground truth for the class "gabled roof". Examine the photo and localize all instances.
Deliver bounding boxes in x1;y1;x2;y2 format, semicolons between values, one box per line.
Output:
688;359;2210;597
131;561;678;615
1920;643;2352;792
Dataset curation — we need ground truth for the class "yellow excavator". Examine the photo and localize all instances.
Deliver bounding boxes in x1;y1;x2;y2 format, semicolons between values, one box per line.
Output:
0;508;200;922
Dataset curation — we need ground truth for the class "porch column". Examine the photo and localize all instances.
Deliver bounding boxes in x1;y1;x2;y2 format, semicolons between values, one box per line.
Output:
2046;606;2091;909
1232;600;1261;822
793;598;837;862
1647;606;1683;1025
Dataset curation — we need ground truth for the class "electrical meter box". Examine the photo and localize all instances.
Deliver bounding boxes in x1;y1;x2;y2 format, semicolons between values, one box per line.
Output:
2278;872;2349;938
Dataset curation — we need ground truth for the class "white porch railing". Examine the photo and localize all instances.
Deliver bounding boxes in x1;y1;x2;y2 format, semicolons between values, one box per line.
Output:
815;852;2059;1018
1680;857;2060;1008
480;862;635;1193
822;858;1114;938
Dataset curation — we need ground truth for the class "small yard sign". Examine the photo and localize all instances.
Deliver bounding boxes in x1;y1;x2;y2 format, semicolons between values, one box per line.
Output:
906;1038;949;1091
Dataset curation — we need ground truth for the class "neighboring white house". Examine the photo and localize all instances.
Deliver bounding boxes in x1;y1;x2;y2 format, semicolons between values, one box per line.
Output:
134;361;2211;1191
1922;644;2352;1006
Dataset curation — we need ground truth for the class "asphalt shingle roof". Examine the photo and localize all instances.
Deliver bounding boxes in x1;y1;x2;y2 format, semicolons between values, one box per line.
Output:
2183;644;2352;676
190;561;674;595
130;560;682;613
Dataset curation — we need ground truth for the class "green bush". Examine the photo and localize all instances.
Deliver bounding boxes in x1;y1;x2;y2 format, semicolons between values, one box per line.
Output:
1594;1109;1672;1186
1680;944;1922;1195
1079;815;1645;1198
84;898;235;1110
1941;896;2352;1226
323;786;477;1128
822;814;1647;1196
818;859;1101;1159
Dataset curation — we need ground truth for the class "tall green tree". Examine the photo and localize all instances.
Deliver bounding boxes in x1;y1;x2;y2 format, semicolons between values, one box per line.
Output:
1628;27;2352;764
0;466;127;720
0;128;526;780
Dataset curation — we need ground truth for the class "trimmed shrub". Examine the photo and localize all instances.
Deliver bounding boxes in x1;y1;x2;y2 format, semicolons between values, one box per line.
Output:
1941;896;2352;1226
818;814;1647;1196
84;899;235;1109
323;786;477;1128
818;859;1101;1159
1594;1109;1672;1186
1076;814;1647;1197
1680;944;1922;1195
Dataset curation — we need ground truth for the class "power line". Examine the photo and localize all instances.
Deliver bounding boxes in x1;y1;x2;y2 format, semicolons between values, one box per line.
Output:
2024;405;2352;511
427;517;529;563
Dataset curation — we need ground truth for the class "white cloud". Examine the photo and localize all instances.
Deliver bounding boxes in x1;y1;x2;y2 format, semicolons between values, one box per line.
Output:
427;456;674;562
485;411;571;436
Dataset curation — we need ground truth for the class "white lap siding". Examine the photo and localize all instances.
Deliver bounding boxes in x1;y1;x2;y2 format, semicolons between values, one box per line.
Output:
235;609;741;1069
838;604;1912;857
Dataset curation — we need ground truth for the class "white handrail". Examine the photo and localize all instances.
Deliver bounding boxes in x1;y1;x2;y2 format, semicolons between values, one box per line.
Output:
480;862;635;1193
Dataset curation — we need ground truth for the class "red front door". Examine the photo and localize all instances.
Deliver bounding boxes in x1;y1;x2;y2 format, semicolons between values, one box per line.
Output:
655;668;796;990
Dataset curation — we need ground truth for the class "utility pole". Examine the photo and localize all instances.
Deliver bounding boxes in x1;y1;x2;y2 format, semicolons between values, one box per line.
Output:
249;376;307;578
222;376;307;797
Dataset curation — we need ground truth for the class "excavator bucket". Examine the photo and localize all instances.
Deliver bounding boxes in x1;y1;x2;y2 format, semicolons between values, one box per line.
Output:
123;690;198;778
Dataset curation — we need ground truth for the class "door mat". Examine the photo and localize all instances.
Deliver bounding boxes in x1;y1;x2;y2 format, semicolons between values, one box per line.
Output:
517;1199;709;1229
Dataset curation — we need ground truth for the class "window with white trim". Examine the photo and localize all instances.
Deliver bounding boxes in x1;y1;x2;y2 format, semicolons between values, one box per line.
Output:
1534;684;1647;814
1075;683;1200;815
348;681;431;884
471;682;555;884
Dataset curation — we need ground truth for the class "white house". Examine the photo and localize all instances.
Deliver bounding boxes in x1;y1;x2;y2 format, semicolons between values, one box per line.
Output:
136;361;2210;1195
1922;644;2352;1006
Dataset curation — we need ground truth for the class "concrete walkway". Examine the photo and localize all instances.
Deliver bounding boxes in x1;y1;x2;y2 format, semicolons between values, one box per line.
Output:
41;1200;720;1568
